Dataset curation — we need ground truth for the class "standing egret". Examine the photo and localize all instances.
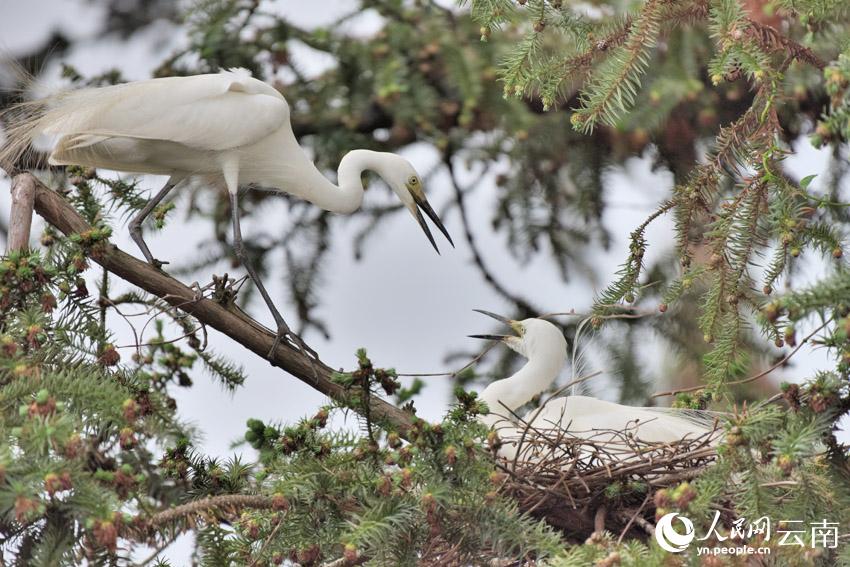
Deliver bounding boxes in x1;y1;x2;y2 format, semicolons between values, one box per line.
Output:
469;310;720;460
1;68;454;356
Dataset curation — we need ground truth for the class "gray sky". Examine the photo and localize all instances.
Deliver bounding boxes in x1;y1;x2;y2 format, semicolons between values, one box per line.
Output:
0;0;845;561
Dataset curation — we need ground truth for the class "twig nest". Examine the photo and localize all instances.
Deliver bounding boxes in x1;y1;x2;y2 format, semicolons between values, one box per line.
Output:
496;424;721;540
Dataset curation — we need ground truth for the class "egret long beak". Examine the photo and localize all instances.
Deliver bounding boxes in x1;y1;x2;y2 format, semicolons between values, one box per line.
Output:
409;187;454;254
473;309;512;324
468;333;509;341
470;309;523;339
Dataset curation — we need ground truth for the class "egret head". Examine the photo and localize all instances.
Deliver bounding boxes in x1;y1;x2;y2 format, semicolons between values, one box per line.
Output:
374;154;454;253
469;310;567;361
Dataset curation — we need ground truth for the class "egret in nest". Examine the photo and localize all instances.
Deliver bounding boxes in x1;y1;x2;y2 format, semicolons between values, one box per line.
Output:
469;310;720;460
1;68;454;358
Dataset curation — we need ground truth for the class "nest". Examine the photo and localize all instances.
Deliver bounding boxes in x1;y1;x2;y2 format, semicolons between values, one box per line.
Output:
496;420;721;541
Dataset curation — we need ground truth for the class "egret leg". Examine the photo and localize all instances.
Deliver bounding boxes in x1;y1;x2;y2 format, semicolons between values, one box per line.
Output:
228;192;318;366
129;177;180;269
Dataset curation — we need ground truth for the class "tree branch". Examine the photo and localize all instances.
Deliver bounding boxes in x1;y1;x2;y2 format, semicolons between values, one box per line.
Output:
7;174;35;253
444;156;541;318
22;174;415;436
143;494;275;527
746;18;827;70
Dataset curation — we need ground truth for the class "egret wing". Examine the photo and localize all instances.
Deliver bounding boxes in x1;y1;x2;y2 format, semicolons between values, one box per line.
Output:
641;407;726;430
524;396;720;443
42;69;289;152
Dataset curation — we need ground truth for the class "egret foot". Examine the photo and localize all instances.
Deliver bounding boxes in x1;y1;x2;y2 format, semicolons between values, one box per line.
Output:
188;281;208;303
129;224;169;269
128;178;182;271
268;324;319;381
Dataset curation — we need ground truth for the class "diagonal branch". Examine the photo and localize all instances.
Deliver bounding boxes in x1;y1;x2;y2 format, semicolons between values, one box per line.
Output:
143;494;276;528
444;156;541;318
745;18;826;70
21;174;415;436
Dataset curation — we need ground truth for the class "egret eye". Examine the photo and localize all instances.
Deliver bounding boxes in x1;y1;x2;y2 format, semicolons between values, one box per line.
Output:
408;176;419;186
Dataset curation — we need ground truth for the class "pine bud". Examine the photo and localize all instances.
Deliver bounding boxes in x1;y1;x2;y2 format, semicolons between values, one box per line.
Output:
487;430;502;451
400;468;413;489
98;344;120;367
653;489;670;509
343;543;358;563
44;473;62;495
489;471;506;486
762;302;780;322
784;326;797;347
377;474;392;496
777;454;793;475
119;427;136;450
122;399;138;422
674;482;697;508
444;445;457;465
297;545;320;565
271;493;289;511
421;492;436;512
35;388;50;405
313;408;329;427
92;519;118;552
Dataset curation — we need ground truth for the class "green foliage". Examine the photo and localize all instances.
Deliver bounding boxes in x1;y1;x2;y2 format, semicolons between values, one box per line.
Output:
475;0;849;395
212;352;561;565
0;171;250;563
3;0;850;563
0;249;192;563
572;0;663;133
649;375;850;565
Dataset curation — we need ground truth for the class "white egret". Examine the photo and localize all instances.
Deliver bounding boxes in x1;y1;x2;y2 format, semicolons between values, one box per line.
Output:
1;68;454;356
469;310;720;460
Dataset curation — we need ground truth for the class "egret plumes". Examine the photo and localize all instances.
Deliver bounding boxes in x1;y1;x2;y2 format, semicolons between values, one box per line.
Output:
470;311;721;461
1;68;453;356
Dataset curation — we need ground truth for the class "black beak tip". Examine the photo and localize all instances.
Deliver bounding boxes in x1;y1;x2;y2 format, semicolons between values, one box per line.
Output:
413;193;454;250
472;309;511;324
468;334;505;341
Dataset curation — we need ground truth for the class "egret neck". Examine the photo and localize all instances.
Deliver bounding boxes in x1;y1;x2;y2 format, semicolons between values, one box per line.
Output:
266;146;387;214
478;336;566;428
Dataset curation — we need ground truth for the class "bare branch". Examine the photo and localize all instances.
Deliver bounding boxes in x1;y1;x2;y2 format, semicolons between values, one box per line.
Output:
7;174;36;253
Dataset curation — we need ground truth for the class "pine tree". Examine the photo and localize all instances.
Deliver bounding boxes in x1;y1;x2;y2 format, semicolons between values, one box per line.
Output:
1;0;850;564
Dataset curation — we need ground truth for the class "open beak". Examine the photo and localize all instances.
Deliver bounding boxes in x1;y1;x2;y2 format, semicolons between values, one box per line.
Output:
468;309;522;341
468;333;509;341
410;188;454;254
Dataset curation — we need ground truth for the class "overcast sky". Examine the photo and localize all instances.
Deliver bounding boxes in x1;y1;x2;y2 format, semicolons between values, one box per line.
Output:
0;0;845;561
